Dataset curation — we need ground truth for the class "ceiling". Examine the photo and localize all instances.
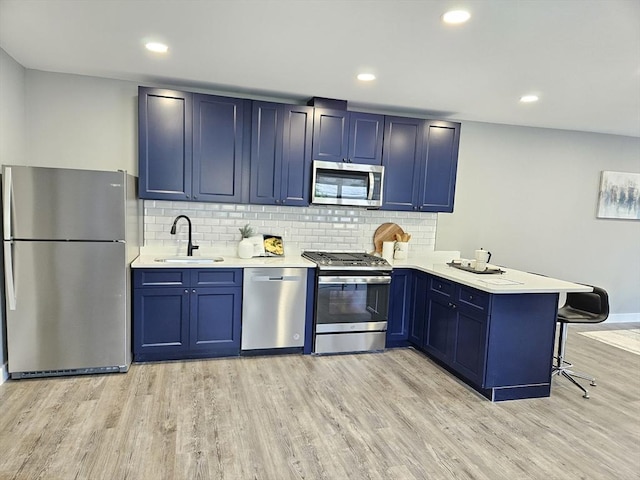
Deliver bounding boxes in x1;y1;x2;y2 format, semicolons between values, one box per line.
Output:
1;0;639;137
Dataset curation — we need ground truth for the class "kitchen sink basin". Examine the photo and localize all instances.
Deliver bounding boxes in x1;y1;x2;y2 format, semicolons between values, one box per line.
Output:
154;256;224;264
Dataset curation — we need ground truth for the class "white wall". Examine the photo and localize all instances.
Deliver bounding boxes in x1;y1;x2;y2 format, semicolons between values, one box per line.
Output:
437;122;640;320
24;70;138;174
0;49;26;382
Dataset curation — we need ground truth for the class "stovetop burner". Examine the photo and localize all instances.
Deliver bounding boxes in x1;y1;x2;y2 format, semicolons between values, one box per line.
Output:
302;251;392;270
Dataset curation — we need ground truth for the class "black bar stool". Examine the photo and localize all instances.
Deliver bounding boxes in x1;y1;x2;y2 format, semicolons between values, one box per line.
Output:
551;285;609;398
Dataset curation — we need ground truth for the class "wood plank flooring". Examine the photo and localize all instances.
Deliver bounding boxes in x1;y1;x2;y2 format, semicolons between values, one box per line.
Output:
1;323;639;480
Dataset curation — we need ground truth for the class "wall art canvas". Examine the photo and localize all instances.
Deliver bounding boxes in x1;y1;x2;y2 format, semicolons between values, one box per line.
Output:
596;171;640;220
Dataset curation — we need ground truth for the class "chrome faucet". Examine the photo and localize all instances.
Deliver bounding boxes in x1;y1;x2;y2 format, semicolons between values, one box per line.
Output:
170;215;199;256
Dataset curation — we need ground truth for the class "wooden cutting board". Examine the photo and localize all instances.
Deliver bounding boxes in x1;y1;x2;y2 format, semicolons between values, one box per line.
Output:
373;223;405;253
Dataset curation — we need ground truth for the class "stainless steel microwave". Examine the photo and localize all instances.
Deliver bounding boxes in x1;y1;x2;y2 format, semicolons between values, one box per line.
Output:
311;160;384;208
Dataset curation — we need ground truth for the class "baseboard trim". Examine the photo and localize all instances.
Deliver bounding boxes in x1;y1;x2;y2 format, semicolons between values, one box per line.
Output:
606;313;640;324
0;362;8;385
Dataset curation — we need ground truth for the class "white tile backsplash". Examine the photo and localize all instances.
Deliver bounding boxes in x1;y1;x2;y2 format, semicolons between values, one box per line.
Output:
143;200;438;254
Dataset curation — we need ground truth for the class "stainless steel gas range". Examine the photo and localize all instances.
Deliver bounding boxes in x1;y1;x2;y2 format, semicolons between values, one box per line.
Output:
302;251;392;354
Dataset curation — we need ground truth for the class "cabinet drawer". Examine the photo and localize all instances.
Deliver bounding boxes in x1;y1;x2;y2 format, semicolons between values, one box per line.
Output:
458;287;489;311
430;277;454;297
134;269;189;288
192;269;243;286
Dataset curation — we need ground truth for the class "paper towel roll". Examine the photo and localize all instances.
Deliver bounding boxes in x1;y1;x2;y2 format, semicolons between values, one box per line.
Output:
382;241;395;261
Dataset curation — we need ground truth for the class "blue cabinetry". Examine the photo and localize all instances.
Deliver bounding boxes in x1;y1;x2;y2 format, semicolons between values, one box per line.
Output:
250;102;313;205
138;87;249;202
193;94;250;203
312;109;384;165
139;87;459;211
386;269;413;347
138;88;192;200
407;270;429;346
133;268;242;361
417;121;460;212
424;278;489;387
409;271;558;401
382;117;460;212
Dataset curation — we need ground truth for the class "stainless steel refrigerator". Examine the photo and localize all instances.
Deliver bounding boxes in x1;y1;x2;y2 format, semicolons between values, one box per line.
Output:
2;165;141;379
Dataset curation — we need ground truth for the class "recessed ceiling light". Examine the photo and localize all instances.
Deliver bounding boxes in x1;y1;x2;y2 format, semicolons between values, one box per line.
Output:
520;95;540;103
357;73;376;81
442;10;471;24
145;42;168;53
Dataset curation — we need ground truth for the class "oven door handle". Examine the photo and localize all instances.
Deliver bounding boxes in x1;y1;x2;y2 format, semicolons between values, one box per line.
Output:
318;276;391;285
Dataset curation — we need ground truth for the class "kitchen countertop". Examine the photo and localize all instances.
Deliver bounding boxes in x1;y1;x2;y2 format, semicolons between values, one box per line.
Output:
391;257;591;295
132;249;590;295
132;252;316;269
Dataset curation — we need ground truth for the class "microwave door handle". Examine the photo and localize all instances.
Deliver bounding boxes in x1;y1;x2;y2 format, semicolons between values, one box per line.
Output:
367;172;375;200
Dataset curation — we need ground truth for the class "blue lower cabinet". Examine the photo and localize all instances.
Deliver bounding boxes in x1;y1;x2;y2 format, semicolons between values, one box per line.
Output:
408;271;429;345
133;287;190;356
133;269;242;361
386;269;413;347
410;273;557;401
190;287;242;355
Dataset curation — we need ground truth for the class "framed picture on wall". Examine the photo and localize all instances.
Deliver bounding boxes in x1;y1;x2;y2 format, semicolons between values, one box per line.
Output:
596;171;640;220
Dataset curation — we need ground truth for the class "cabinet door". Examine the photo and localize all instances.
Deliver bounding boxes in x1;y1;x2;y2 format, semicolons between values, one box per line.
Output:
387;269;413;347
348;112;384;165
408;271;429;345
381;116;424;211
193;94;249;202
424;293;455;362
190;287;242;355
133;287;190;356
312;108;349;162
281;105;313;206
451;309;488;386
417;121;461;212
138;87;192;200
250;101;284;204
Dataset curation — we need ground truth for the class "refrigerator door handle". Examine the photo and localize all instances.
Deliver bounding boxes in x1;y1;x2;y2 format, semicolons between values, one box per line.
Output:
4;242;16;310
3;166;12;240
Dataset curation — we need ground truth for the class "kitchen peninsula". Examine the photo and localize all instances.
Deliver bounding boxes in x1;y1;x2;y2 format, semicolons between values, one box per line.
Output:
132;252;590;401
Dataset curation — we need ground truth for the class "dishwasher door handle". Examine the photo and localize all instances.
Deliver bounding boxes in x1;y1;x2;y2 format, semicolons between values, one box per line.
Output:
252;275;301;282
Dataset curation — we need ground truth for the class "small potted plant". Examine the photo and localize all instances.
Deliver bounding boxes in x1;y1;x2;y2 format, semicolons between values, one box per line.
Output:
237;224;255;259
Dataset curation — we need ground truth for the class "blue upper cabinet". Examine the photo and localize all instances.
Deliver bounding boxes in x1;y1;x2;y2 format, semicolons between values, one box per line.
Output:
382;116;460;212
312;109;383;165
348;112;384;165
192;94;250;203
138;87;249;203
138;87;192;200
250;101;284;204
417;121;460;212
250;102;313;206
282;105;314;205
381;116;425;210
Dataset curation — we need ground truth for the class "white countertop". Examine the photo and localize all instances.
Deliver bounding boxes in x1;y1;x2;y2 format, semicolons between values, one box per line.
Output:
132;252;316;269
391;257;591;295
132;248;590;295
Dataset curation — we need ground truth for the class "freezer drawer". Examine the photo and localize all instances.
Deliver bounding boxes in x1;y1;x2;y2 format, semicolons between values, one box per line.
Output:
241;268;307;350
5;241;129;375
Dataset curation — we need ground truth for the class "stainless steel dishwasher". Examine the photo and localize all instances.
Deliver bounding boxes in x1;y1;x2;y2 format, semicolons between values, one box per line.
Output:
241;268;308;351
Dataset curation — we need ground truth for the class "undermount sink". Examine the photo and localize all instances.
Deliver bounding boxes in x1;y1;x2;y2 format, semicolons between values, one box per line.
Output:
154;256;224;264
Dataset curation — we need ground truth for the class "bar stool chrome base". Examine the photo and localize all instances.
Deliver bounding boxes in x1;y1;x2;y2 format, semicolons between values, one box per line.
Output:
552;322;596;399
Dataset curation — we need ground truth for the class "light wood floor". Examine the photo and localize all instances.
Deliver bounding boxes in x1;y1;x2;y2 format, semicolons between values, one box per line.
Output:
1;323;639;480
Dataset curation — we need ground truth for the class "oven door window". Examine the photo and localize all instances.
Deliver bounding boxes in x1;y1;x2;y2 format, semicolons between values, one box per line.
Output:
316;282;389;324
